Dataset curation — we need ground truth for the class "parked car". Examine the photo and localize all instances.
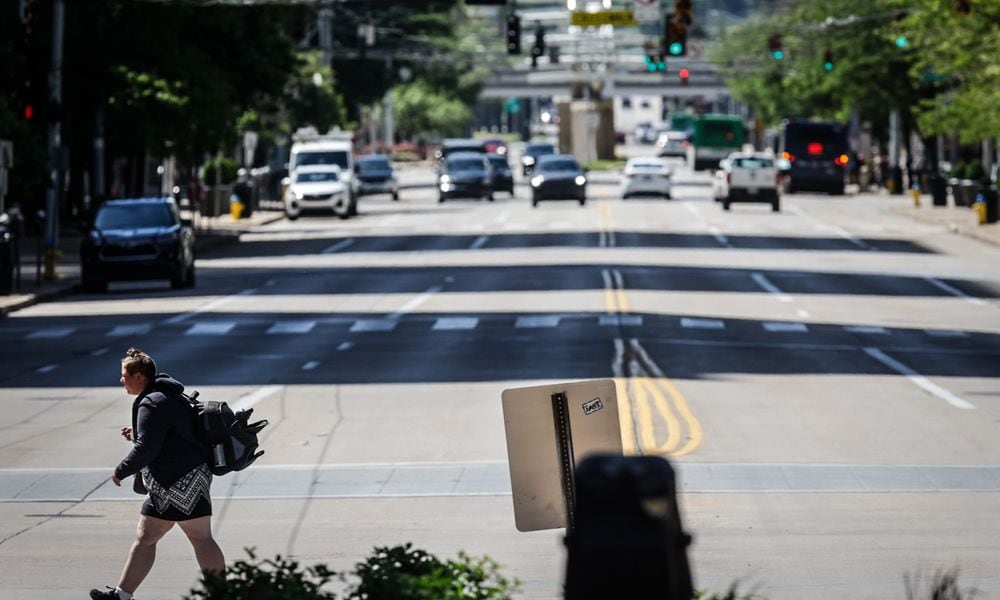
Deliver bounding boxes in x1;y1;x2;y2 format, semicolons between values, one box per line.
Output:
284;165;351;220
656;130;690;160
712;152;781;212
438;152;494;202
530;155;586;206
486;153;515;195
521;141;557;176
355;154;399;201
80;197;195;292
621;158;672;199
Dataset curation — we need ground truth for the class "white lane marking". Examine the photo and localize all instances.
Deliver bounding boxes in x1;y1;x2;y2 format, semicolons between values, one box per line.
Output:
495;210;511;224
608;230;617;247
230;385;285;413
751;273;793;303
350;320;397;332
322;238;355;254
612;338;626;377
708;226;731;248
432;317;479;330
388;285;442;320
796;309;811;319
863;347;975;410
27;328;75;339
515;315;561;328
336;342;354;351
763;322;809;333
164;289;256;325
683;202;702;218
185;322;237;336
845;325;890;335
267;321;316;335
681;317;725;330
611;269;625;291
925;329;969;338
601;269;613;295
925;277;987;307
265;279;278;287
90;347;110;357
302;361;320;371
787;206;868;249
107;324;152;337
36;364;58;374
469;235;490;250
598;231;608;247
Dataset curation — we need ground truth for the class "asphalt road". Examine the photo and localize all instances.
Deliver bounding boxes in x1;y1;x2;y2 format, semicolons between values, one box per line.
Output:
1;152;999;599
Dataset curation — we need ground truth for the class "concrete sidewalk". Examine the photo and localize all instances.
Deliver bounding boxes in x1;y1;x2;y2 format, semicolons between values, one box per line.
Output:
887;193;1000;248
0;209;285;317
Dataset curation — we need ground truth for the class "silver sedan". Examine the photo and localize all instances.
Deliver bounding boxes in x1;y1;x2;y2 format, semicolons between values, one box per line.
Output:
620;157;673;199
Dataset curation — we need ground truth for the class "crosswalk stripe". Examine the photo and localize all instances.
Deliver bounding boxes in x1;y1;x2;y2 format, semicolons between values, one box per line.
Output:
26;327;75;339
763;322;809;333
185;322;236;336
350;319;397;332
925;329;969;338
107;324;152;337
845;325;890;335
599;315;643;327
267;320;316;334
680;317;725;330
432;317;479;330
515;315;561;328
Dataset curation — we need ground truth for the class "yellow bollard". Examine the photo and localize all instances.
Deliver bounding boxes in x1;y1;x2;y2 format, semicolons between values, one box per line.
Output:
974;201;987;224
230;199;245;220
910;186;921;207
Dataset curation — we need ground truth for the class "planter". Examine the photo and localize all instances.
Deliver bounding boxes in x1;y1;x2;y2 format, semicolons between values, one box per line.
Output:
201;184;234;217
951;179;980;207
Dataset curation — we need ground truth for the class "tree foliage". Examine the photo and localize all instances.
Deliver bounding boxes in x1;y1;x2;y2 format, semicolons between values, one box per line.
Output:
709;0;999;143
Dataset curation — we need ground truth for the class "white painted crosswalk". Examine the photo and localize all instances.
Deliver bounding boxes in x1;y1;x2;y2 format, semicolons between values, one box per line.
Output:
26;327;75;339
107;324;152;337
185;321;237;336
432;317;479;330
267;320;316;335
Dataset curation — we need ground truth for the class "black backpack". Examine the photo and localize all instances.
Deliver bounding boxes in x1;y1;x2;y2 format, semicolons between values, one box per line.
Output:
184;391;269;476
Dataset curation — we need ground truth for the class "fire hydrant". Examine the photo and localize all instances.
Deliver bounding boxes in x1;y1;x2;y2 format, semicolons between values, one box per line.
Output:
910;183;921;208
229;194;245;220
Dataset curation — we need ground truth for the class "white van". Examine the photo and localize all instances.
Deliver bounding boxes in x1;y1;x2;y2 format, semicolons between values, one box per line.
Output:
287;132;359;216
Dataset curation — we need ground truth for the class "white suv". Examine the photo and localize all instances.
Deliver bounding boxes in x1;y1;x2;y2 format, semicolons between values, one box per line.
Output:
288;137;359;215
284;165;350;220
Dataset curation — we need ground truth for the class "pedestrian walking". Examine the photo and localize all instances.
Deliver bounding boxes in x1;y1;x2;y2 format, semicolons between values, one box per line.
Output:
90;348;224;600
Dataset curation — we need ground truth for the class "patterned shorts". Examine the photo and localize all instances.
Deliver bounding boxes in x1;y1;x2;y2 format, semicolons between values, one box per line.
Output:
141;464;213;521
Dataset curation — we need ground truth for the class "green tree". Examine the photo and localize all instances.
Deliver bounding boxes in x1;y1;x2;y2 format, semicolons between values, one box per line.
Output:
393;81;473;139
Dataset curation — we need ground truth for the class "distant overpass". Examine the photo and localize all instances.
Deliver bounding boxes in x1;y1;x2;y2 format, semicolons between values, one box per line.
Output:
479;60;731;100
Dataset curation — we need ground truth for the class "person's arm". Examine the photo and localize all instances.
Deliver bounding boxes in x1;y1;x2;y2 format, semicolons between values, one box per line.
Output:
114;402;168;480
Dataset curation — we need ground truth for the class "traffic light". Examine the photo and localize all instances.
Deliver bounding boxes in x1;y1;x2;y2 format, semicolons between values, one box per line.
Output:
644;54;666;72
679;67;690;86
953;0;971;15
665;0;692;56
768;34;784;60
506;14;521;55
531;25;545;68
893;10;908;48
823;49;834;72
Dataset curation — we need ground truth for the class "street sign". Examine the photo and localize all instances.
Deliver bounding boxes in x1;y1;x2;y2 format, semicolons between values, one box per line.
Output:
502;379;624;532
570;10;637;27
634;0;661;23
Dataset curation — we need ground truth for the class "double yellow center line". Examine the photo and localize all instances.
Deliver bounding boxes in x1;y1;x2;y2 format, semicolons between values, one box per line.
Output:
600;201;703;457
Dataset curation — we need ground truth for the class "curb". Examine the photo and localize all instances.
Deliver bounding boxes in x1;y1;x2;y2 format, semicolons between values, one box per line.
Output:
0;280;79;318
889;205;1000;248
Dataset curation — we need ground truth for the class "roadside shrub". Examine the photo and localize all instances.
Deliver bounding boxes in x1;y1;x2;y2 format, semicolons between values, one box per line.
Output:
905;568;979;600
200;155;239;185
186;547;336;600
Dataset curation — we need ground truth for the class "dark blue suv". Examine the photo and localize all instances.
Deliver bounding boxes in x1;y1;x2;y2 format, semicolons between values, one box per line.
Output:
80;197;196;292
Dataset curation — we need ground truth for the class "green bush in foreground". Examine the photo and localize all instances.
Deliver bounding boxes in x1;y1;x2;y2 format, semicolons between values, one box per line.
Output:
187;544;519;599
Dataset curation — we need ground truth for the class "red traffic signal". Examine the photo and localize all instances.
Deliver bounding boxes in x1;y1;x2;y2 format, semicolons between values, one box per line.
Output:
23;103;34;120
679;68;689;85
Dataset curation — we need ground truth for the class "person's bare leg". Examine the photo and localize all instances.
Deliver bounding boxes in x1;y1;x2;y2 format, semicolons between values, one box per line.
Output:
178;515;225;574
117;515;174;593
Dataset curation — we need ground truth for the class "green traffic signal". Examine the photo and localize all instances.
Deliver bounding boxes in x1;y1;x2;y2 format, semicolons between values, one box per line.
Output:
895;35;908;48
772;50;784;60
823;61;834;72
669;42;683;56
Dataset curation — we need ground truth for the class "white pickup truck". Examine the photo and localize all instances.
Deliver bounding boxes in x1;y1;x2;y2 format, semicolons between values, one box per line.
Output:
712;152;781;212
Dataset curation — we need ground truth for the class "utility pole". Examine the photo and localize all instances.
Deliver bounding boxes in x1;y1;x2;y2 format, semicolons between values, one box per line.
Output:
383;56;394;151
43;0;64;280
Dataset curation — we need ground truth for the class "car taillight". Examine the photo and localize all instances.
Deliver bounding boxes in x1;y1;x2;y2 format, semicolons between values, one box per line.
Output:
807;142;823;155
682;140;689;147
834;154;849;167
782;151;795;162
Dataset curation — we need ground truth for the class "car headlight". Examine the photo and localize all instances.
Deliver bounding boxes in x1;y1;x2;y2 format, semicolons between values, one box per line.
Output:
575;175;587;186
482;177;491;185
155;232;179;244
531;175;545;187
440;175;453;184
89;230;102;242
523;156;536;165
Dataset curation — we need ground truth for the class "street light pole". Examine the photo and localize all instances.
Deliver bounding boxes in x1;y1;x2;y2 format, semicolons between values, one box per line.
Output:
43;0;64;280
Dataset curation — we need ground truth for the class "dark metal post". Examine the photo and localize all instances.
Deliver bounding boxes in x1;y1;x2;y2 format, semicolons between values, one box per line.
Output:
551;391;576;531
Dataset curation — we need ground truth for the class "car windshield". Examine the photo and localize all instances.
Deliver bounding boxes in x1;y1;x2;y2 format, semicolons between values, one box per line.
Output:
526;144;555;156
295;150;350;169
631;161;665;171
488;157;509;169
446;159;485;172
732;157;774;168
95;204;175;230
296;171;340;183
539;159;579;173
359;159;390;172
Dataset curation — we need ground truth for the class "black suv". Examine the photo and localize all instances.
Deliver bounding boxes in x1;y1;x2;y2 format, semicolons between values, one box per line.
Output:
80;197;196;292
438;152;494;202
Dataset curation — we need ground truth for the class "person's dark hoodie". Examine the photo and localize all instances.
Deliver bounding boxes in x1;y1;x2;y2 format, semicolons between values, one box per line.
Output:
115;373;209;487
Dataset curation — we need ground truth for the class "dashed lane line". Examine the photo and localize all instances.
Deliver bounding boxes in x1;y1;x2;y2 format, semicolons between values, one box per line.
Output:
751;272;794;303
863;347;975;410
925;277;988;307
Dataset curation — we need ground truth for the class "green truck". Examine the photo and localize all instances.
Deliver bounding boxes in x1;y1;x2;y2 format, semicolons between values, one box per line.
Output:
688;114;745;171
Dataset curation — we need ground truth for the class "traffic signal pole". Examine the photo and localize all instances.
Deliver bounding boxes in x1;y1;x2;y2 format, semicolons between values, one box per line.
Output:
43;0;64;280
